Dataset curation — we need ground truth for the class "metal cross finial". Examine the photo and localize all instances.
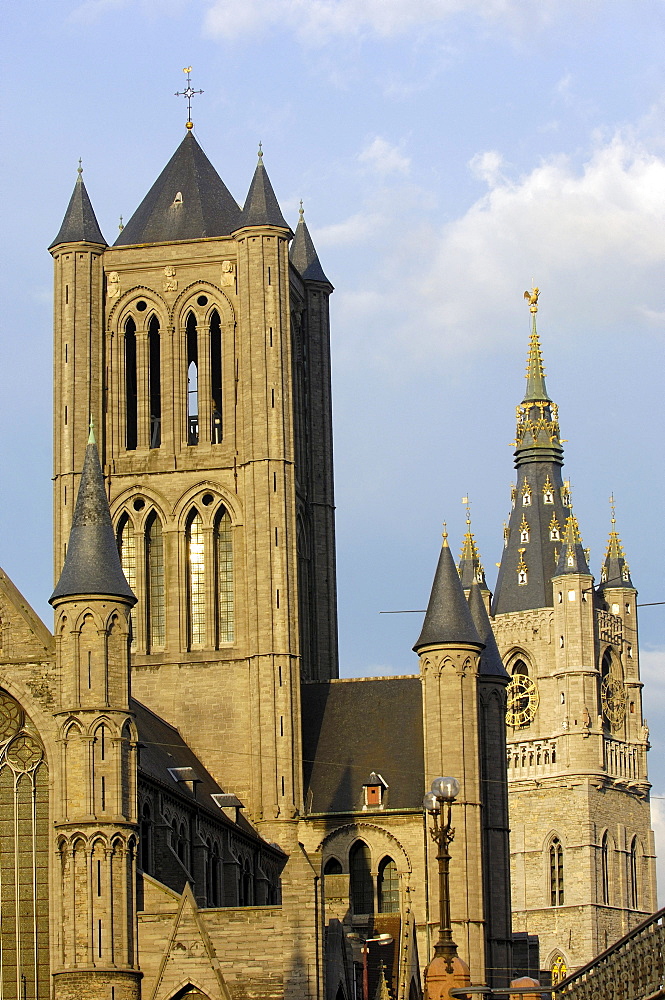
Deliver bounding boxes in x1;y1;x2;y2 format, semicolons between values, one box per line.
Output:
118;215;124;232
461;495;471;527
175;66;203;131
299;199;304;222
77;158;83;177
609;493;616;526
258;141;263;163
442;522;448;545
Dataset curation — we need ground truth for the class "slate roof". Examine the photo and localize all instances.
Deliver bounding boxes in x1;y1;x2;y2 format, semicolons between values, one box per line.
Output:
414;537;481;652
50;171;107;249
133;698;273;844
301;677;424;813
240;152;289;230
467;584;509;679
114;132;242;246
290;209;331;284
598;524;634;590
554;514;590;576
50;438;136;604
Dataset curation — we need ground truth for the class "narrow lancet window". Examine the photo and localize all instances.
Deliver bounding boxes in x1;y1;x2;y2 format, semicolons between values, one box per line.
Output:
550;837;564;905
210;309;223;443
216;507;234;643
125;318;138;450
186;312;199;445
146;514;165;649
149;316;161;448
118;515;137;645
188;511;206;645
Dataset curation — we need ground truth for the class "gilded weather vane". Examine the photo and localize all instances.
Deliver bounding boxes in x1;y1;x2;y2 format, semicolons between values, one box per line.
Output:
524;286;540;313
175;67;203;131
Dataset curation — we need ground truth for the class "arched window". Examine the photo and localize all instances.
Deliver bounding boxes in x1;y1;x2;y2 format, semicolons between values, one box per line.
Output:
551;956;567;985
550;837;564;906
378;856;399;913
118;514;137;645
324;857;342;876
210;310;223;443
349;840;373;914
140;802;152;874
629;837;639;909
187;511;206;646
125;317;137;450
241;860;253;906
601;833;610;905
146;514;165;649
149;315;161;448
215;508;234;644
186;312;198;445
210;842;221;906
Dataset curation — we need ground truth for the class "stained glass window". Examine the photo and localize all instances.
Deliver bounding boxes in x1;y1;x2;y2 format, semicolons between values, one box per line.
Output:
188;512;206;645
378;856;399;913
147;515;165;648
216;509;234;643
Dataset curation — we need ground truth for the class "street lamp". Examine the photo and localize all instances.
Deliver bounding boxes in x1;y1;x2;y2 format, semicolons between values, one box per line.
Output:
347;932;393;1000
423;775;460;971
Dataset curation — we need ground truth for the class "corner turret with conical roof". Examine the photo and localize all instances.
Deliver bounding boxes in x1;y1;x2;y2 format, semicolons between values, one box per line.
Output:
237;145;290;232
458;503;489;602
50;164;107;250
492;290;572;614
598;503;634;590
414;530;481;652
290;203;332;285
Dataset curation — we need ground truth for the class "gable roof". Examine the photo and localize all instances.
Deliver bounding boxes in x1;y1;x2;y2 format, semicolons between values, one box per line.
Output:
114;132;242;246
301;677;424;813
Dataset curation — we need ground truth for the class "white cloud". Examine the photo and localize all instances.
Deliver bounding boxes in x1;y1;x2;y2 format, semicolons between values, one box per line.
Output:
202;0;563;43
359;137;410;176
327;132;665;366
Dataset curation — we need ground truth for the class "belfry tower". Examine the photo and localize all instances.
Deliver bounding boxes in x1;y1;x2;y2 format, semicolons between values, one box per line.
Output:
49;130;339;831
491;291;656;982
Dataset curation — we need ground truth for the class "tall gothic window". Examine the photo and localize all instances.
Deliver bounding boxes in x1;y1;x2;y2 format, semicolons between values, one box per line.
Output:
378;856;399;913
149;315;161;448
350;840;373;914
210;310;223;443
187;511;206;645
125;317;138;450
118;514;137;645
140;802;152;874
601;832;610;905
0;691;49;998
186;312;198;445
550;837;564;906
215;508;234;643
146;514;165;649
629;837;639;909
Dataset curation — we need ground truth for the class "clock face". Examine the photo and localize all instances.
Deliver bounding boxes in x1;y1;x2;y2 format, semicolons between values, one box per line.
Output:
601;675;626;730
506;674;539;728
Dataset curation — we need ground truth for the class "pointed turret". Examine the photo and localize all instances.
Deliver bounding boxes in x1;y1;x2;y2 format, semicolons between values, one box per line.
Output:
414;530;481;652
554;513;590;576
50;429;136;604
458;505;488;593
493;291;572;615
239;145;290;230
598;509;634;590
49;165;107;249
290;203;331;284
114;131;242;246
468;585;508;678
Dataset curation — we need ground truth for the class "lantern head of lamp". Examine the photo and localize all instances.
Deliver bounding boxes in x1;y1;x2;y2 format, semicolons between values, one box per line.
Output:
430;776;460;802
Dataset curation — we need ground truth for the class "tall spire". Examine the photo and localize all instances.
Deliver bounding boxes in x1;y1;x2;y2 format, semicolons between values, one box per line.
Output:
49;164;107;250
290;202;332;285
599;497;633;589
238;145;290;230
50;440;136;604
554;513;590;577
414;528;481;652
458;498;488;592
514;288;563;469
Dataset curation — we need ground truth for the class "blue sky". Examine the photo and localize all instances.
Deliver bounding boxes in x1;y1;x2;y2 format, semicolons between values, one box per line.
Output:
3;0;665;885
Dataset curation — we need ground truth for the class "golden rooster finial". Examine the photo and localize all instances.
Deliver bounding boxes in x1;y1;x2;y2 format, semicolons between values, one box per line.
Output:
524;286;540;313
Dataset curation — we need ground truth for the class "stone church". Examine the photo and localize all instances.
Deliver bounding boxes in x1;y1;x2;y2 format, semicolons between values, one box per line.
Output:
0;125;655;999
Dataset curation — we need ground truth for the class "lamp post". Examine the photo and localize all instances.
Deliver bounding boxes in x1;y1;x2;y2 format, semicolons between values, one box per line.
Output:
347;932;393;1000
423;775;460;971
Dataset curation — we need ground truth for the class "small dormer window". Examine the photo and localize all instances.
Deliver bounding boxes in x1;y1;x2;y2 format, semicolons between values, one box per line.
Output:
520;515;530;543
549;515;560;541
510;484;517;509
567;554;574;568
503;522;509;548
517;548;528;585
522;480;532;506
362;772;388;810
174;191;183;205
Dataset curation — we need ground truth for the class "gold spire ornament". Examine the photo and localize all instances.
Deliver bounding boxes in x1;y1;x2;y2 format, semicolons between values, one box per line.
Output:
524;286;540;313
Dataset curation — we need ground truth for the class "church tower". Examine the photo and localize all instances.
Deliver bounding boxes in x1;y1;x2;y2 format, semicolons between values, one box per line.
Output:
50;430;140;1000
49;130;339;829
491;292;656;982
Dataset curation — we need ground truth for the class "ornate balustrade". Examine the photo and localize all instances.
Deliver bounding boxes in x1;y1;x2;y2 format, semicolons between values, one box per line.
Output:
507;739;558;777
595;609;623;647
605;738;642;781
554;907;665;1000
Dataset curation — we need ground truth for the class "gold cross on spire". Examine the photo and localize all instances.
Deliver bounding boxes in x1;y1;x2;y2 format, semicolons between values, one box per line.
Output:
609;493;616;526
175;67;203;131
